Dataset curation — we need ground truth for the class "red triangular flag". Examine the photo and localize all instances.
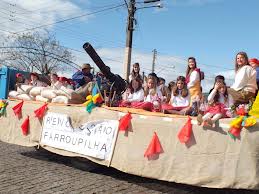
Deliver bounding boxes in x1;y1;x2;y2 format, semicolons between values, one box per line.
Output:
12;100;24;117
144;132;163;157
34;103;48;119
178;116;192;143
21;116;30;136
119;112;132;131
228;127;242;139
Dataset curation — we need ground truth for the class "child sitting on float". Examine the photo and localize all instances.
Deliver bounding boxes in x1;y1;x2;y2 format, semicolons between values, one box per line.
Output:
162;76;191;115
146;88;161;111
29;72;47;87
119;77;144;107
59;77;74;89
50;73;62;90
143;76;162;112
15;73;30;90
197;79;234;127
128;76;162;111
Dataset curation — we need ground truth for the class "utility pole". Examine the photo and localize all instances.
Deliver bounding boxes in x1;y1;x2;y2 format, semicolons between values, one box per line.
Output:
123;0;136;82
123;0;161;81
151;49;157;73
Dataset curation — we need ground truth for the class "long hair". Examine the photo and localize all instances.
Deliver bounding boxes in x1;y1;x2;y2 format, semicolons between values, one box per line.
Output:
129;77;143;94
173;76;188;98
186;57;197;78
209;75;225;94
144;76;158;96
212;81;229;104
130;63;140;77
235;52;249;72
168;81;176;92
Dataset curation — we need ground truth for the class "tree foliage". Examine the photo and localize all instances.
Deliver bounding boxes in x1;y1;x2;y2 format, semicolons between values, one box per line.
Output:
0;31;76;74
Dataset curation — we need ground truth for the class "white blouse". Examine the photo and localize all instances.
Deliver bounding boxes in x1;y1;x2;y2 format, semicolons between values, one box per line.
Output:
231;65;257;93
170;93;190;107
187;71;200;89
127;89;144;102
145;89;162;102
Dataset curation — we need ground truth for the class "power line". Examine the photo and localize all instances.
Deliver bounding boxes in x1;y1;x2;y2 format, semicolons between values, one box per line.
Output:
4;1;126;15
0;1;234;78
0;3;128;48
0;3;127;48
12;3;126;34
0;12;126;48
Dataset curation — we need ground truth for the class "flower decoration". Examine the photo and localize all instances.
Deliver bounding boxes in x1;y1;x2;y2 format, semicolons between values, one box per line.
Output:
0;100;8;117
83;93;103;113
228;102;257;139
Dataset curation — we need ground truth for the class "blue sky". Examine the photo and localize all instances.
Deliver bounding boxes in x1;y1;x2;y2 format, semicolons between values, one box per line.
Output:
1;0;259;91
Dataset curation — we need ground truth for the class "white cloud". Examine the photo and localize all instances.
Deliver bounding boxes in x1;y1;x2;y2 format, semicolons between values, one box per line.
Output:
0;0;88;35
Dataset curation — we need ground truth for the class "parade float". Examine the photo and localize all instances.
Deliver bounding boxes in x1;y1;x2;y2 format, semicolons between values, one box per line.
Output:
1;43;259;190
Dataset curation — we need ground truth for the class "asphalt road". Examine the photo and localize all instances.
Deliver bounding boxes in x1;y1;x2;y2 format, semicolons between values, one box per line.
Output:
0;141;258;194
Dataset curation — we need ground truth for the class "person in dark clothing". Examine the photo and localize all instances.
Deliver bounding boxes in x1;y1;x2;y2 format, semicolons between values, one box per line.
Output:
72;63;93;89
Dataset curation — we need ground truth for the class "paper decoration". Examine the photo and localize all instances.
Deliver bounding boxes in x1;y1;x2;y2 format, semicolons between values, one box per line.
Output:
86;101;96;113
249;92;259;118
92;93;103;104
178;116;192;143
12;100;24;117
144;132;163;158
0;100;8;117
34;103;48;119
119;112;132;131
228;114;256;139
243;117;257;127
83;93;103;113
21;116;30;136
230;116;244;129
228;127;242;139
92;82;99;96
